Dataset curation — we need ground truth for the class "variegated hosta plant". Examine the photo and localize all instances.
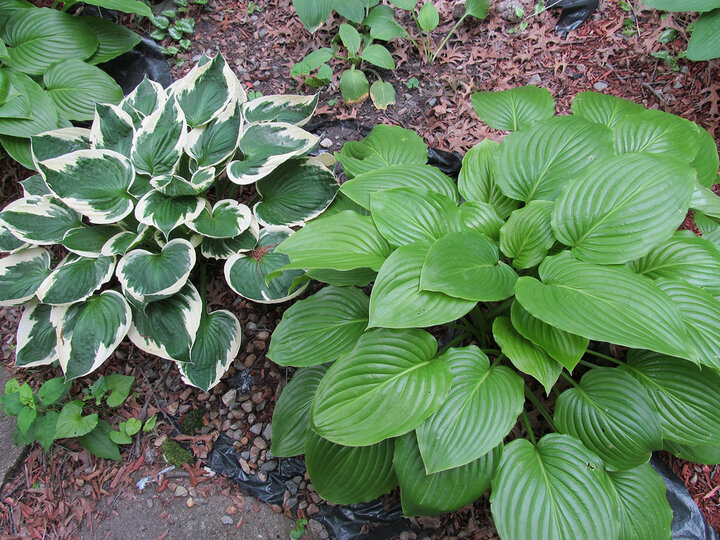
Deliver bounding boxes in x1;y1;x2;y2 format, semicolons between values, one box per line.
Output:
266;89;720;538
0;54;339;391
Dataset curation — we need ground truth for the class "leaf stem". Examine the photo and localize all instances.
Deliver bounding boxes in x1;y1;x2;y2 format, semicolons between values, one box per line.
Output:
438;332;471;356
482;348;503;357
521;410;536;445
524;385;556;431
577;359;598;370
560;371;579;388
485;298;513;320
585;349;625;366
199;261;207;315
431;15;466;64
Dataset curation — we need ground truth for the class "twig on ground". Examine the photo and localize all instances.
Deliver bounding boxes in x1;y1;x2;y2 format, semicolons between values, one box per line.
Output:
642;81;669;104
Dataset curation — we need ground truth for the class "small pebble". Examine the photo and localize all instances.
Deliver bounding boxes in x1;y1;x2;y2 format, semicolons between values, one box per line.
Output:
285;480;298;495
262;424;272;441
307;504;319;515
175;486;188;497
256;330;270;341
593;81;609;91
286;498;298;508
179;388;192;401
241;401;253;413
239;458;251;474
250;423;262;435
271;504;283;514
428;97;437;107
186;497;195;508
253;438;268;450
319;138;333;148
527;74;542;86
257;471;268;482
233;430;245;441
222;389;237;407
221;515;233;525
261;461;277;472
154;434;167;447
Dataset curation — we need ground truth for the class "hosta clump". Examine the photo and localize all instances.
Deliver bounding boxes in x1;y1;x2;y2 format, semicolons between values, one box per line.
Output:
267;88;720;538
0;53;339;392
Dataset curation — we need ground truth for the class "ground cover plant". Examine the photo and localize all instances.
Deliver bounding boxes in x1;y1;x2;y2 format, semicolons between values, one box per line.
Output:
644;0;720;61
0;53;338;392
267;86;720;538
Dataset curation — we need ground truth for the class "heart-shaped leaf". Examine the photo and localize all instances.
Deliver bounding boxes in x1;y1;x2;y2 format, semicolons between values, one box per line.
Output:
471;86;555;131
36;254;115;305
150;168;215;197
200;223;259;259
61;225;125;258
570;91;644;128
613;109;701;163
134;190;205;238
15;300;58;368
187;199;251;239
339;69;369;104
500;200;556;269
55;401;98;438
0;248;51;306
80;15;142;65
369;80;396;110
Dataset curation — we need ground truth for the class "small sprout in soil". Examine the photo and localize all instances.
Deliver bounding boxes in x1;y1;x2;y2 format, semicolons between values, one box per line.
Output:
406;77;419;90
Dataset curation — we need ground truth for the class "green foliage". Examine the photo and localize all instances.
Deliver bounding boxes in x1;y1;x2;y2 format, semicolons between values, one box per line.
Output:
180;407;206;434
644;0;720;60
162;438;193;467
150;0;205;58
267;87;720;536
0;54;338;392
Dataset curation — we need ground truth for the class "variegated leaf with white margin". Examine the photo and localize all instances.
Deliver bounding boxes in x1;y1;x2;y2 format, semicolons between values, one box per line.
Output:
90;103;135;157
101;225;154;257
187;199;251;238
116;238;196;304
20;174;52;198
0;224;26;253
0;248;51;306
50;290;131;380
120;77;166;127
168;53;245;128
254;157;339;228
185;100;243;168
38;149;135;224
61;225;126;258
201;217;259;259
0;196;82;245
131;96;187;176
179;310;242;391
150;167;215;197
127;173;153;199
134;189;205;238
225;228;308;303
30;127;90;166
36;254;115;305
242;93;319;126
15;300;58;367
226;123;318;185
153;226;203;249
127;282;202;363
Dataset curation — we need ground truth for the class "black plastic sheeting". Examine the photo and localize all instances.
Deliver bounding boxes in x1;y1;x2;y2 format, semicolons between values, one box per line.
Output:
99;36;173;93
548;0;599;37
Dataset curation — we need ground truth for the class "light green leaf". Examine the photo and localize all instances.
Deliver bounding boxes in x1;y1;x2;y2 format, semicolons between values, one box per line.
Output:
642;0;720;11
688;8;720;61
500;200;555;269
417;1;439;31
292;0;334;32
243;93;319;126
80;15;142;65
364;5;407;41
90;103;135;157
571;91;644;128
0;70;63;139
124;417;141;436
291;49;333;76
33;411;59;451
0;196;81;245
339;69;369;104
134;190;205;238
0;248;51;306
55;401;98;439
37;377;70;407
695;211;720;246
690;123;719;188
17;405;36;434
311;328;452;446
104;374;134;407
338;23;362;55
110;428;132;444
369;80;396;109
185;100;242;168
16;301;57;367
471;86;555;131
465;0;490;18
131;96;186;176
36;255;115;306
690;180;720;218
187;199;251;238
361;44;395;69
389;0;416;9
334;0;366;21
305;267;376;287
459;201;504;241
613;109;701;163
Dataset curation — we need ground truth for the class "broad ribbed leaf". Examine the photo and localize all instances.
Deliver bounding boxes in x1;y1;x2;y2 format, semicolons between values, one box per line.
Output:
510;301;587;372
276;210;392;271
51;290;131;380
0;196;81;245
292;0;334;31
459;201;504;240
243;93;318;126
514;252;696;362
695;212;720;246
500;200;556;269
337;124;427;178
490;434;619;540
311;328;452;446
494;116;614;202
31;127;90;164
179;310;241;391
416;346;523;472
369;240;476;328
394;432;499;516
613;109;700;163
339;69;369;104
609;464;673;540
370;187;461;247
61;225;124;258
0;248;51;305
552;153;694;264
150;169;214;197
200;225;259;259
420;230;517;302
185;100;241;168
120;77;166;125
81;15;141;65
131;96;186;176
471;86;555;131
36;255;115;305
187;200;251;239
268;285;369;367
254;157;338;227
554;367;662;471
117;239;196;304
15;300;57;367
305;431;397;504
127;282;202;363
364;5;406;41
624;349;720;446
270;364;329;457
664;440;720;465
361;44;395;69
690;124;720;187
690;181;720;218
643;0;720;10
492;317;562;394
339;164;459;209
90;103;135;157
688;9;720;60
0;70;63;138
134;190;205;237
20;174;52;198
305;267;376;287
571;91;644;127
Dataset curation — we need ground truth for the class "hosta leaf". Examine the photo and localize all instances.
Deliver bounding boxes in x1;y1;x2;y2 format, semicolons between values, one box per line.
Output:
121;77;166;125
134;190;205;238
0;196;81;244
369;241;476;328
269;285;368;367
338;23;362;55
187;200;251;239
254;157;338;227
179;310;242;391
500;200;555;269
623;349;720;446
225;228;308;303
642;0;719;11
270;364;328;457
494;116;614;202
305;431;397;504
471;86;555;131
90;103;135;157
552;154;694;264
339;164;459;209
364;5;406;41
78;419;120;460
127;282;202;363
514;252;696;362
200;225;259;259
420;230;517;302
337;124;427;178
339;69;369;104
61;225;125;258
292;0;333;31
361;44;395;69
43;59;123;122
305;267;376;287
31;127;91;165
510;301;587;372
570;91;644;128
276;210;392;271
613;109;700;163
0;225;25;252
690;124;720;188
0;248;51;306
117;239;196;304
51;290;131;380
664;440;720;465
80;15;141;65
688;8;720;61
311;328;452;446
369;80;396;110
150;169;215;197
394;432;499;516
15;300;57;367
492;317;562;394
690;180;720;218
490;434;618;540
101;226;153;257
459;201;504;241
226;123;318;185
312;191;369;219
38;149;135;224
554;367;662;471
36;255;115;305
628;231;720;295
695;211;720;246
0;70;63;139
608;464;673;540
185;100;242;168
20;174;52;198
416;346;523;473
243;93;319;126
131;96;186;176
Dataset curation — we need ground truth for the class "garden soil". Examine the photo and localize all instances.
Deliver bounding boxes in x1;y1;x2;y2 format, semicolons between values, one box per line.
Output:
1;0;720;538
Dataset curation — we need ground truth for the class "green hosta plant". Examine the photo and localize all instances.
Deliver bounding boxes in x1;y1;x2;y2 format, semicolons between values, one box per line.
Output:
0;53;338;391
267;88;720;537
644;0;720;61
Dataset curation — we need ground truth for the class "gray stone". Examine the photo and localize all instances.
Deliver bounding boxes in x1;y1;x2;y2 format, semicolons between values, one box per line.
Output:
260;461;277;472
496;0;524;22
221;515;233;525
249;423;262;435
262;423;272;440
593;81;609;91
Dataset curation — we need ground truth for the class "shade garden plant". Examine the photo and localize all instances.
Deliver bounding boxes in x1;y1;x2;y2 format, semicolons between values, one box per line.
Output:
267;86;720;538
